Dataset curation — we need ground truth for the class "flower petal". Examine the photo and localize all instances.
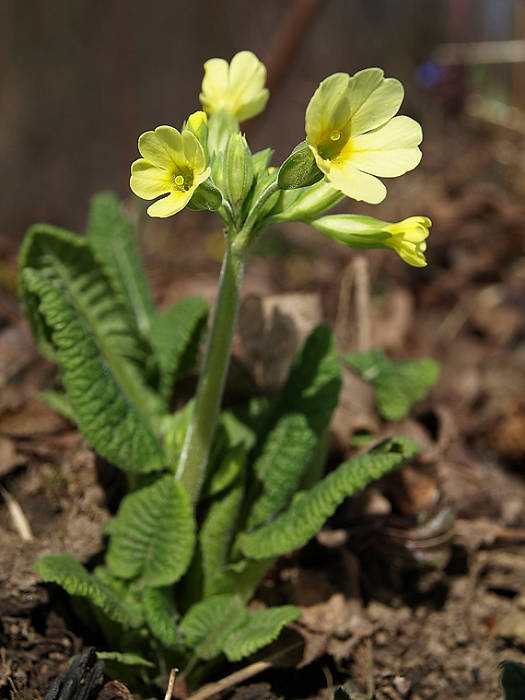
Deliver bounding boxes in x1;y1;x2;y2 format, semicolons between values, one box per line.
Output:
138;126;184;169
305;73;352;146
228;51;269;121
344;116;422;177
200;58;229;111
130;159;170;199
347;69;404;136
146;191;192;218
326;161;387;204
182;130;206;173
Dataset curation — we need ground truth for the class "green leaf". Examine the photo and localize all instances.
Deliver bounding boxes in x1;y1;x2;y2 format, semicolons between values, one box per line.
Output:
107;475;196;588
85;191;155;335
500;661;525;700
179;595;247;659
37;390;76;423
239;437;419;559
204;558;273;601
149;296;208;401
278;141;323;190
223;605;301;662
35;553;142;627
18;226;166;471
96;651;154;667
247;324;341;529
344;348;439;421
162;399;194;467
252;147;274;176
142;587;179;649
200;447;246;596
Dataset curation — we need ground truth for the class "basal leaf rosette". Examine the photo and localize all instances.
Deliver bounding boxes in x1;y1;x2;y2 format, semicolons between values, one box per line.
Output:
305;68;422;204
311;214;431;267
200;50;269;122
130;125;210;218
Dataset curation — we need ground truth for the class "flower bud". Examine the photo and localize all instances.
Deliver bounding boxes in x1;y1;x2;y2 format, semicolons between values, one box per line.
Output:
311;214;431;267
225;133;254;211
277;141;323;190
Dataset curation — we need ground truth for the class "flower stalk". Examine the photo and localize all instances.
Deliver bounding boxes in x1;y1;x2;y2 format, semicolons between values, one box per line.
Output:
175;238;245;502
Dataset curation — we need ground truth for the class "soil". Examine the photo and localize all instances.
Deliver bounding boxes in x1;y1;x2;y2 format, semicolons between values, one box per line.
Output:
1;123;525;700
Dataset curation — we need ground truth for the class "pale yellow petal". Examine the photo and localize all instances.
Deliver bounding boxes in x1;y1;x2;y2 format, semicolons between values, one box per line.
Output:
344;116;422;177
229;51;269;120
138;126;183;169
327;161;387;204
305;73;351;146
200;58;229;112
348;71;404;136
130;159;170;199
146;191;192;218
182;130;206;173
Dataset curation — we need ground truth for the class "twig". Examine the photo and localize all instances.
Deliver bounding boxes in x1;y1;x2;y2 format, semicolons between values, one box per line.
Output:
185;660;271;700
335;256;371;351
164;668;178;700
0;485;34;541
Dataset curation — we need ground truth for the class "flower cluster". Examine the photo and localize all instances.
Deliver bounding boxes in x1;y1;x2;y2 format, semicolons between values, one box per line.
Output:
130;51;431;266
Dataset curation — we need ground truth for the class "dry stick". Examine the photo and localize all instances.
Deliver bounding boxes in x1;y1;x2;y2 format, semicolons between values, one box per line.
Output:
0;485;34;541
335;256;371;351
185;638;304;700
163;668;178;700
185;661;272;700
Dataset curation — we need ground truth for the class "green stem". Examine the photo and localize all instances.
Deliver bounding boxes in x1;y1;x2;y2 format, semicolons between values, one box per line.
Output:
232;180;279;252
176;239;245;502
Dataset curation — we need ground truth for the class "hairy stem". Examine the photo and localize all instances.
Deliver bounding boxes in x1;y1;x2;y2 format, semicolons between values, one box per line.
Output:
175;240;245;502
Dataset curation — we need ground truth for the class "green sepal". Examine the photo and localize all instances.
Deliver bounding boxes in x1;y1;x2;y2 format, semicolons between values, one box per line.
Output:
269;179;343;223
277;141;323;190
225;133;254;211
188;179;223;211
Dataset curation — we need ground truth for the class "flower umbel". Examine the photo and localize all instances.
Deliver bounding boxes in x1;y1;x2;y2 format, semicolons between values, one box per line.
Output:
200;50;269;122
305;68;422;204
311;214;431;267
130;125;210;218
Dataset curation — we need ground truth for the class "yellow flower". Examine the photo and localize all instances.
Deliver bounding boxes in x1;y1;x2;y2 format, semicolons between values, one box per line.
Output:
311;214;431;267
305;68;422;204
383;216;431;267
130;126;210;218
199;51;269;122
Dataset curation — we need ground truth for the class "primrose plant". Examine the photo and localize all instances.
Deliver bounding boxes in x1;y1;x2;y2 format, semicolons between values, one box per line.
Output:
20;51;430;684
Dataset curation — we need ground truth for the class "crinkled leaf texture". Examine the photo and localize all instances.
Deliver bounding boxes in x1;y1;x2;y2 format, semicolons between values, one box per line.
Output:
18;226;166;471
149;295;209;402
199;446;246;597
223;605;301;661
107;475;196;589
247;324;342;529
179;595;300;662
239;437;419;559
142;587;179;649
85;191;155;336
34;553;142;628
344;348;439;421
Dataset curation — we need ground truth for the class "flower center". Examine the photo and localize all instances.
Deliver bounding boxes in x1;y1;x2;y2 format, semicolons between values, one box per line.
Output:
330;130;341;141
316;127;347;160
172;166;194;192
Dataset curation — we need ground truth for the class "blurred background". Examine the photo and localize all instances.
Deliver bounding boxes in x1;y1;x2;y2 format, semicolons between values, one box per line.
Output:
2;0;525;237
